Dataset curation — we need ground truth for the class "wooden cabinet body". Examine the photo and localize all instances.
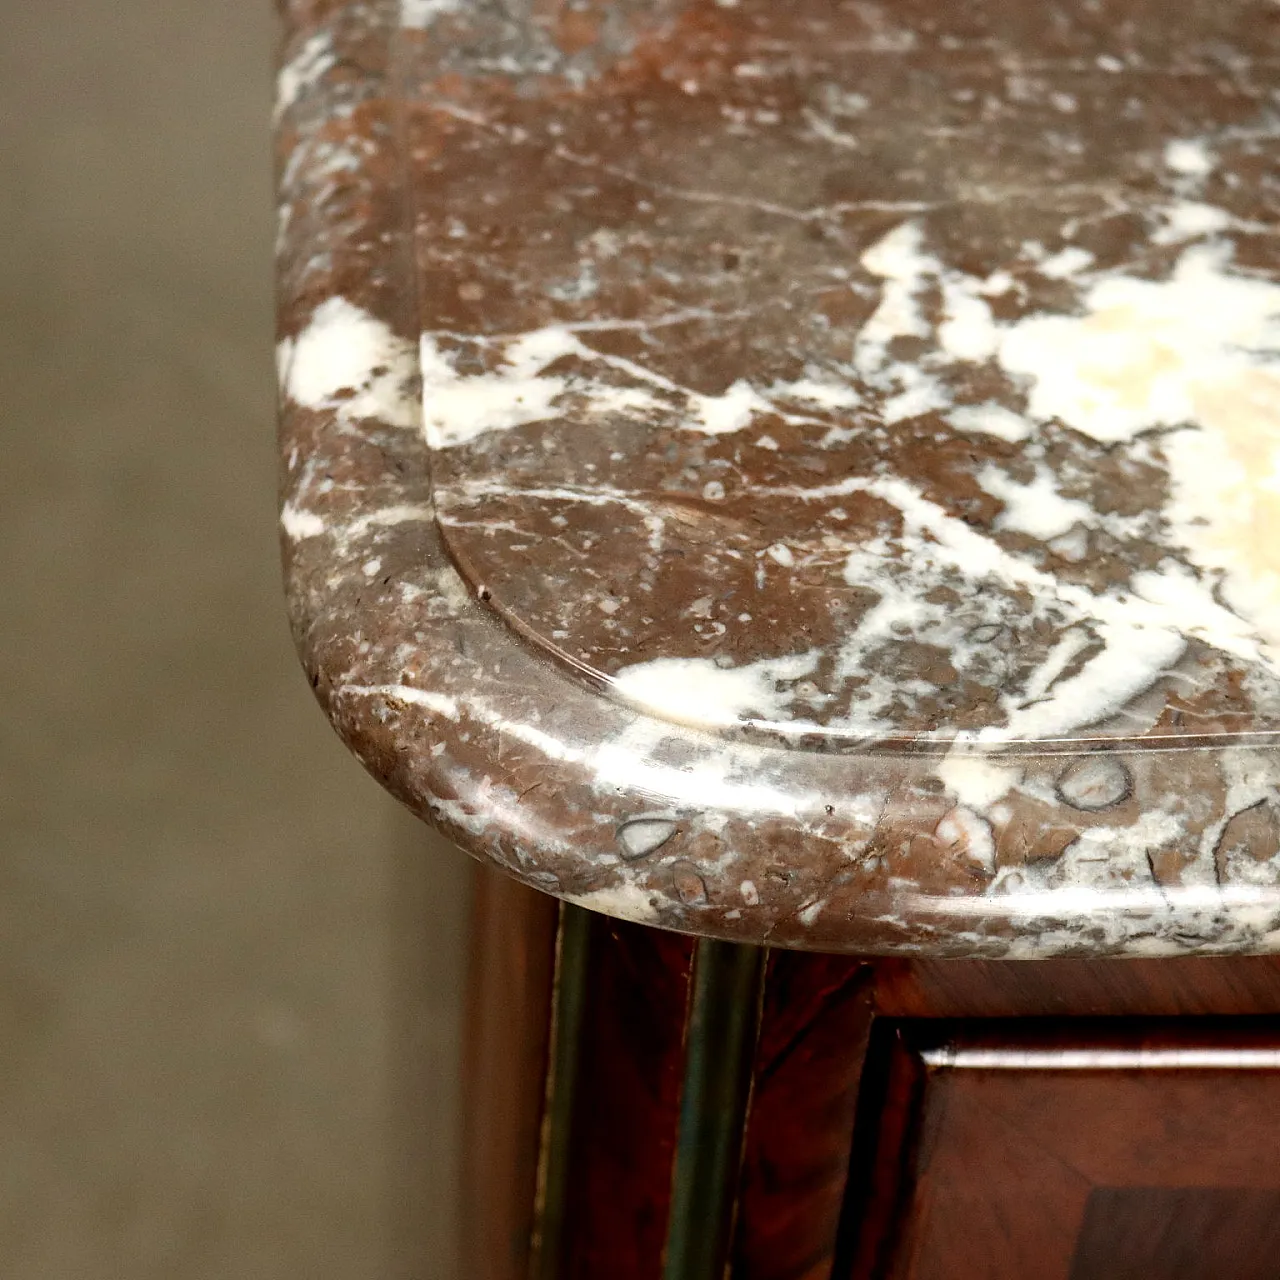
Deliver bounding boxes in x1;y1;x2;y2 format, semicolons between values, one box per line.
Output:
465;873;1280;1280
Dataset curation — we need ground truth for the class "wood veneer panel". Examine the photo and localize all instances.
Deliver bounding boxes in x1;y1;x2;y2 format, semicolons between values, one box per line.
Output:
1069;1187;1280;1280
460;869;559;1280
842;1020;1280;1280
558;915;696;1280
732;954;875;1280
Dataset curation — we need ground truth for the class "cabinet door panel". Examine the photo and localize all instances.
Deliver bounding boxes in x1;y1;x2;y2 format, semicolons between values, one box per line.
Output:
841;1021;1280;1280
1069;1187;1280;1280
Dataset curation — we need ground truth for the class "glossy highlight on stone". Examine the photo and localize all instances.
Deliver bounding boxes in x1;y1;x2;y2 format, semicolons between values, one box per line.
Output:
277;0;1280;955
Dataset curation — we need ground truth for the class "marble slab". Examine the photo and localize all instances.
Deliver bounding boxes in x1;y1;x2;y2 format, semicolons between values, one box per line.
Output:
276;0;1280;955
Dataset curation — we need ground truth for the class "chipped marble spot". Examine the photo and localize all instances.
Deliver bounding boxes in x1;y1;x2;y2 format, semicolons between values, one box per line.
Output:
773;377;860;409
565;882;662;923
692;380;766;435
938;277;999;361
420;328;576;447
856;221;935;368
672;863;709;905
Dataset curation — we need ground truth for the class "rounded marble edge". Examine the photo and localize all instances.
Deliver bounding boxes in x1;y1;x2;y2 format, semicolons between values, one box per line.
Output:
273;1;1280;957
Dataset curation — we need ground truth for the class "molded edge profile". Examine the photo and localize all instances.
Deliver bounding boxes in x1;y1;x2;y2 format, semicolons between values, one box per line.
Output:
274;1;1280;957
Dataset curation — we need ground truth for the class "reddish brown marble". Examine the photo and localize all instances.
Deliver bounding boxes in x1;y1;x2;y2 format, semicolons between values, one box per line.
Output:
277;0;1280;955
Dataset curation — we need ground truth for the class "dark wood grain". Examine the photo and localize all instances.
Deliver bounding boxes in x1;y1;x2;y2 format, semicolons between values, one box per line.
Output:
461;940;1280;1277
459;868;560;1280
873;957;1280;1019
835;1023;935;1280
732;954;874;1280
558;914;696;1280
1069;1187;1280;1280
842;1020;1280;1280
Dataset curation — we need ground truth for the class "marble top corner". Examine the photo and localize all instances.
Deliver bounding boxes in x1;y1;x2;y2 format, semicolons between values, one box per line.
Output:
275;0;1280;955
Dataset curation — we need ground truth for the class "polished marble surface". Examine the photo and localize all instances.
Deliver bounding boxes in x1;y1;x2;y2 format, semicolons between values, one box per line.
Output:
278;0;1280;954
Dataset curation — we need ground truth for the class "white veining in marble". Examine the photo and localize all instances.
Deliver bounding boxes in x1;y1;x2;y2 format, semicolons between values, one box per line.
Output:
947;401;1033;442
977;465;1093;541
997;243;1280;445
400;0;463;29
280;297;420;430
1153;201;1233;245
937;752;1021;809
275;31;335;122
609;650;821;729
420;322;864;446
573;201;1280;742
420;329;578;447
1164;137;1216;178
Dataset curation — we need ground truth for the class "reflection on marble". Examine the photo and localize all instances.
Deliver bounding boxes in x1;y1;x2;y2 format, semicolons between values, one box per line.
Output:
277;0;1280;954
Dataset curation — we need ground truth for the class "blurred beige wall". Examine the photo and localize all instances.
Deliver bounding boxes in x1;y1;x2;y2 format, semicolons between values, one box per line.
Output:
0;3;471;1276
